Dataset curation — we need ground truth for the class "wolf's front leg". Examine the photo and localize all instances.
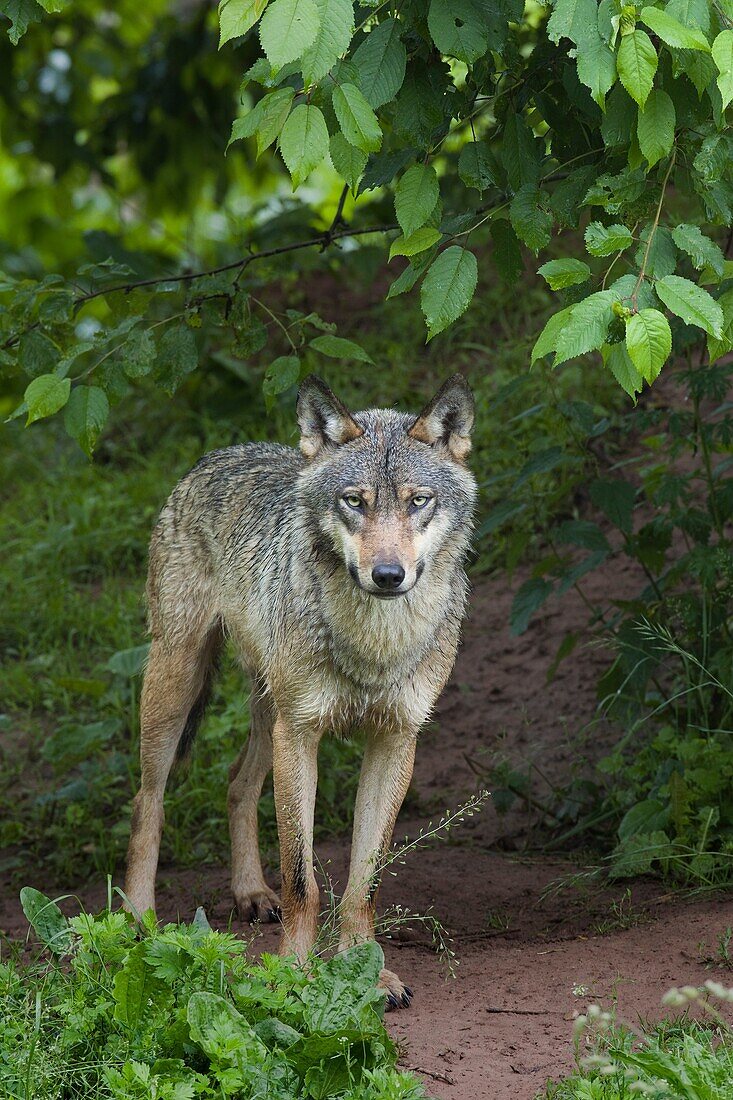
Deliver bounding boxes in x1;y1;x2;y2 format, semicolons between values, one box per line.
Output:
339;724;418;1009
272;715;321;962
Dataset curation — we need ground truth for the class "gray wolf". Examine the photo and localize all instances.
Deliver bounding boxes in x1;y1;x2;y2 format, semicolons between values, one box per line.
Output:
124;373;476;1008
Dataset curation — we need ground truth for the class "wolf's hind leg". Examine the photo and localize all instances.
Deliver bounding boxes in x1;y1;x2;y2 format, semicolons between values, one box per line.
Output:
338;724;418;1009
228;678;280;922
124;626;219;916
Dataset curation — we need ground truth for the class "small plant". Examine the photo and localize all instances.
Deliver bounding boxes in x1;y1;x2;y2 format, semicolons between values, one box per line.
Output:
2;886;427;1100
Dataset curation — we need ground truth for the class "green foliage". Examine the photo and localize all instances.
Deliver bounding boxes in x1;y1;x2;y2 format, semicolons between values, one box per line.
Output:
2;0;732;454
2;892;425;1099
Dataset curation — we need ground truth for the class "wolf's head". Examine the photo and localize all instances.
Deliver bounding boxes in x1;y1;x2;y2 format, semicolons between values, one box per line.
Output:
297;374;477;599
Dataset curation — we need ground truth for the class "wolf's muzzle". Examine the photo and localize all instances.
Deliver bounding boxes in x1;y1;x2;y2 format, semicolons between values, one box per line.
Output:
371;562;406;591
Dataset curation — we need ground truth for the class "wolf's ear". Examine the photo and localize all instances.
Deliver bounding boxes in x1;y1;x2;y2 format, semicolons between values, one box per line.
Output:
297;375;364;459
408;374;474;462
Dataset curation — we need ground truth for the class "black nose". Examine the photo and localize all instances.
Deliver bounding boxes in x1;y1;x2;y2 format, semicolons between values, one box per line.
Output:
371;562;406;591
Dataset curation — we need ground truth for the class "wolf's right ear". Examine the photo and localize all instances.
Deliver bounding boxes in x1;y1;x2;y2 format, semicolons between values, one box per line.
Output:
297;375;364;459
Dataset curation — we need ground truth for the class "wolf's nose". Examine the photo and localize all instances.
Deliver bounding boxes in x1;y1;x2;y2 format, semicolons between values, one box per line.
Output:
372;562;406;590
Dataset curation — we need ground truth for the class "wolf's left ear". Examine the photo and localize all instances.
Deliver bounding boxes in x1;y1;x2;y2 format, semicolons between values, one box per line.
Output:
408;374;475;462
297;374;364;459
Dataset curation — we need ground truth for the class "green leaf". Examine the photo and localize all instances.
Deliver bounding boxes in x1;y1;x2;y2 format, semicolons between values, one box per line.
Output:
458;141;498;192
263;355;300;409
300;0;353;84
24;373;70;425
394;164;439;239
655;275;724;337
604;342;644;400
387;249;437;299
302;942;385;1033
585;222;634;256
1;0;43;43
63;385;110;457
637;89;675;168
531;305;575;363
553;290;617;366
617;29;657;107
353;18;406;108
420;246;478;341
228;89;295;156
547;0;598;46
156;324;198;395
332;83;381;153
259;0;320;68
671;224;725;278
707;288;733;364
510;577;553;636
123;329;156;379
537;258;591;290
712;30;733;110
589;478;636;534
428;0;488;64
329;133;367;192
625;308;671;383
576;27;617;108
309;334;373;362
219;0;269;46
555;520;611;553
666;0;710;34
389;226;442;260
640;5;710;51
509;187;552;253
280;103;329;187
490;219;523;285
113;946;168;1029
20;887;72;955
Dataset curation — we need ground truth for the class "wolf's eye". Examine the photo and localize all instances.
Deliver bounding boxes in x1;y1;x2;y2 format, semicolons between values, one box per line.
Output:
342;493;363;510
411;494;432;509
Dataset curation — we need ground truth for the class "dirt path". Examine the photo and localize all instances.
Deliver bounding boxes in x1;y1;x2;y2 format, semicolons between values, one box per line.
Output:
3;560;732;1098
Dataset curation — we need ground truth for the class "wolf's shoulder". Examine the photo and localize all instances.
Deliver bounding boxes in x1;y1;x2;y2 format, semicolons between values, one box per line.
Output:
187;442;302;480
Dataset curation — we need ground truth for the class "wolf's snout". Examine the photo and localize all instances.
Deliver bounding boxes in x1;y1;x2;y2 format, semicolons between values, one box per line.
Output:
371;562;406;591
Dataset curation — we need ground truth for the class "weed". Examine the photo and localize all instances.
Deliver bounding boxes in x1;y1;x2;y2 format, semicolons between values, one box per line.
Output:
592;889;649;936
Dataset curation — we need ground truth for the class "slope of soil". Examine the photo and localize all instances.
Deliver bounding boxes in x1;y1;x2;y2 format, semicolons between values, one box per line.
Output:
3;553;732;1099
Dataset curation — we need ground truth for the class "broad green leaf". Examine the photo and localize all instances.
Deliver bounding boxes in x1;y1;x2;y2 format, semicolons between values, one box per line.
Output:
511;577;553;636
387;248;436;299
329;133;367;192
555;519;611;553
576;27;617;107
585;222;634;256
420;246;478;341
332;83;382;153
123;328;156;379
637;89;675;167
490;219;523;285
156;324;198;395
509;187;552;253
547;0;598;46
20;887;72;955
537;258;591;290
25;373;70;425
301;0;353;84
389;226;442;260
1;0;43;43
666;0;710;34
655;274;724;337
625;308;671;383
63;385;109;457
228;89;295;156
428;0;488;64
259;0;320;68
712;30;733;110
280;103;329;187
219;0;269;46
394;164;439;239
707;289;733;363
640;5;710;51
604;342;644;400
531;305;575;363
113;946;168;1028
458;142;498;192
601;85;637;146
262;355;300;410
301;942;384;1033
634;224;677;279
617;29;657;107
554;290;617;365
309;334;373;361
671;224;725;278
352;18;406;108
589;477;636;534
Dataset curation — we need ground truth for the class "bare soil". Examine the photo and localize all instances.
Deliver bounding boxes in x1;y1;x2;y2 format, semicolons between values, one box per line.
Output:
3;555;733;1099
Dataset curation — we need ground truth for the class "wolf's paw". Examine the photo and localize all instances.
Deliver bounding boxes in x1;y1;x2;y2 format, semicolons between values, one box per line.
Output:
234;885;282;924
379;967;413;1011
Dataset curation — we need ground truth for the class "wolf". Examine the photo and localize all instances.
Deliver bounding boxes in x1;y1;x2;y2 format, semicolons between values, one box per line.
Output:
124;373;476;1008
